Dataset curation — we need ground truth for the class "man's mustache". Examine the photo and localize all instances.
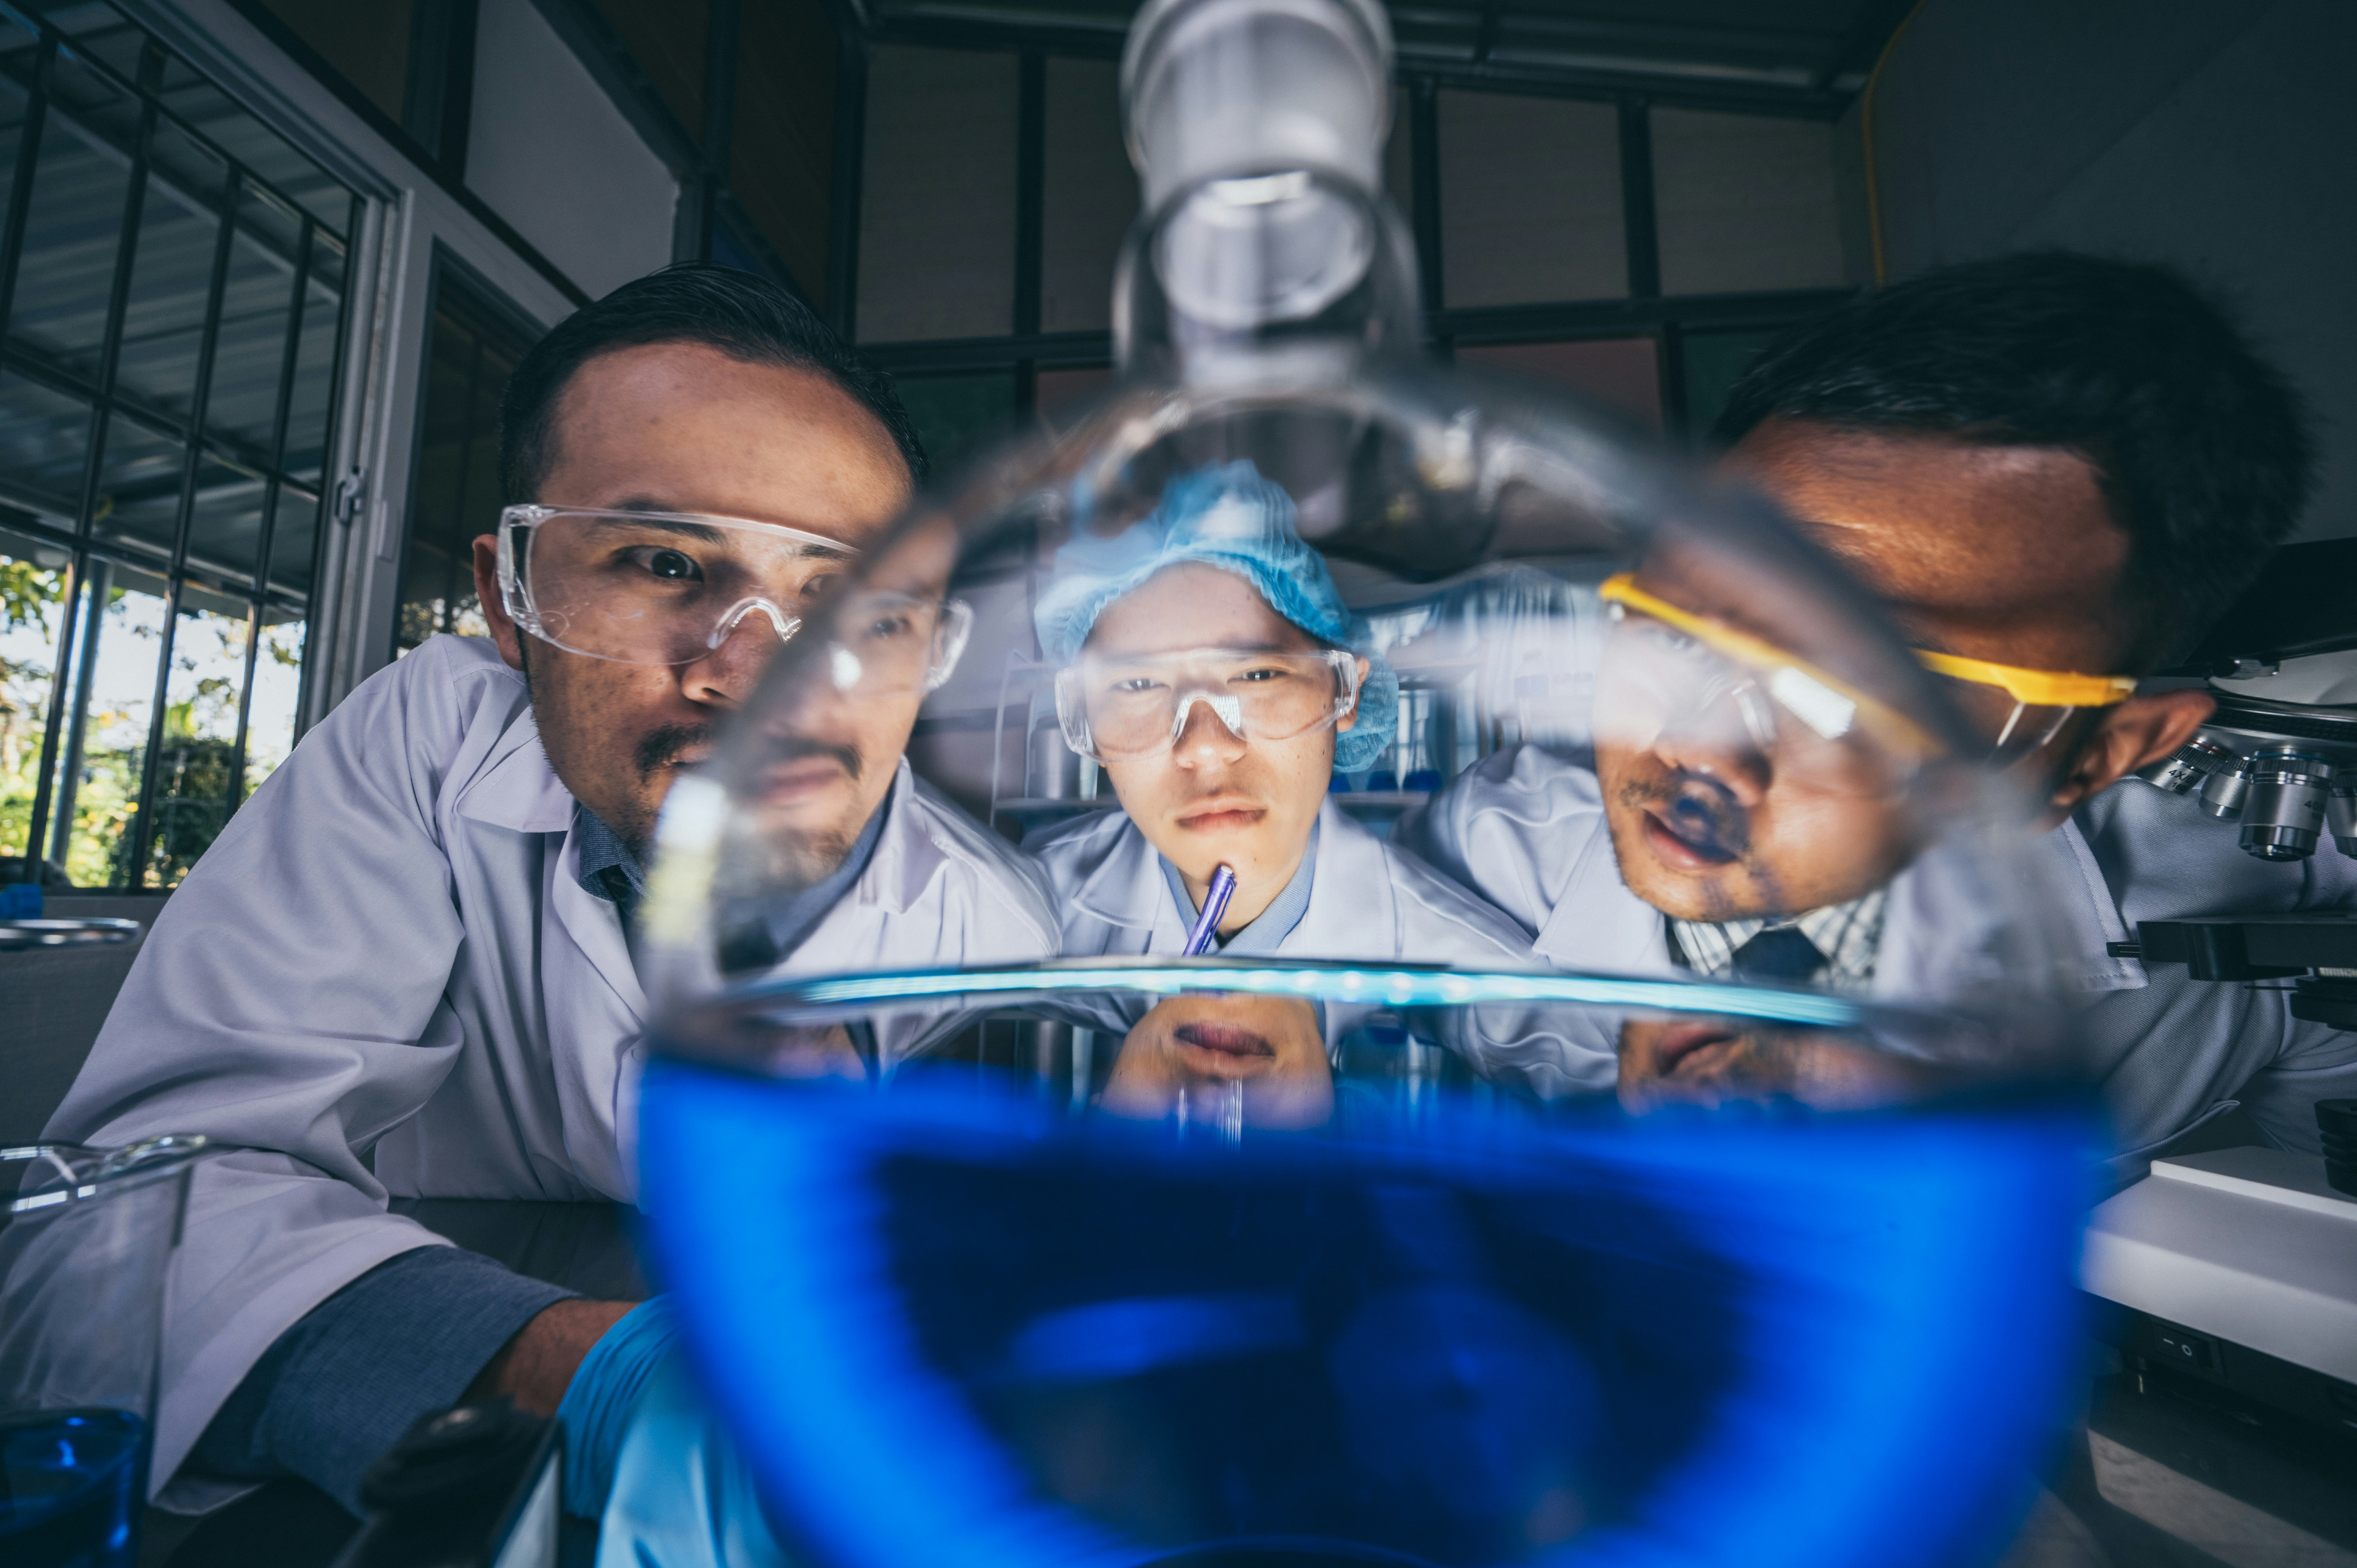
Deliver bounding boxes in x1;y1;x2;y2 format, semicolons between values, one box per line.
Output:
636;724;714;779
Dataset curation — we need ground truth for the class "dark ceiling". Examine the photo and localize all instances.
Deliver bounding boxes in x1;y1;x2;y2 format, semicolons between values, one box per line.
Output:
853;0;1920;116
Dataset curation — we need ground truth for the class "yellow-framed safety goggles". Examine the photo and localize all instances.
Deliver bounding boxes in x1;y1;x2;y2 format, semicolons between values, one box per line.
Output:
1599;574;2136;706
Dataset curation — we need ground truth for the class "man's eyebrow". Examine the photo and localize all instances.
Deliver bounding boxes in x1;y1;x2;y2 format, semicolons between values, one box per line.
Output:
576;509;729;545
588;501;857;556
1091;640;1305;662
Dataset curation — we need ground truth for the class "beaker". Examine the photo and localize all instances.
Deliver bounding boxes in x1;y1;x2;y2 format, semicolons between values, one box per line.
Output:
1;1137;208;1568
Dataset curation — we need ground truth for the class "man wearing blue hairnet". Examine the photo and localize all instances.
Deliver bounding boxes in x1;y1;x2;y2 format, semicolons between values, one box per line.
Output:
1027;462;1528;965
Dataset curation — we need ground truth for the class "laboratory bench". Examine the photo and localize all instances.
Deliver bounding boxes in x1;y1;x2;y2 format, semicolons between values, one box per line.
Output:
134;1196;2357;1568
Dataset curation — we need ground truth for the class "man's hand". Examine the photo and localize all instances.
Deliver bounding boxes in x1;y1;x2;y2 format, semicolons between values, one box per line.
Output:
467;1299;638;1416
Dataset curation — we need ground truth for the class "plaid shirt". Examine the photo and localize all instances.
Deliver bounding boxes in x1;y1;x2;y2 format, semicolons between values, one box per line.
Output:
1665;888;1888;992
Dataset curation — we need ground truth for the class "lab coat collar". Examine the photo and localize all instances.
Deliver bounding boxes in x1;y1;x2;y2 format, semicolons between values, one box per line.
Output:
2036;816;2142;992
1069;809;1183;937
452;705;576;834
866;763;948;917
1531;811;1677;976
1291;801;1403;955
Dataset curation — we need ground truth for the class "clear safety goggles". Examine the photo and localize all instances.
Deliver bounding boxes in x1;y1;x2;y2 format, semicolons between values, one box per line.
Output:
819;589;975;697
496;505;858;667
1057;646;1361;762
1597;574;2135;783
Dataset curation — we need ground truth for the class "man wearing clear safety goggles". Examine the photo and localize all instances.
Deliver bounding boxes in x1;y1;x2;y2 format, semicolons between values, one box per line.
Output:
1403;254;2347;1164
1028;462;1528;968
45;266;1050;1526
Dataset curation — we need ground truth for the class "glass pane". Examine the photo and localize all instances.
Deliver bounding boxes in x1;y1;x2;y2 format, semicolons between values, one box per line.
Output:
1679;328;1783;443
1652;108;1844;297
243;611;304;797
396;278;532;655
202;184;302;461
184;456;267;589
281;233;346;486
155;57;349;237
1454;339;1662;429
730;0;830;307
142;599;248;886
0;534;69;875
263;482;322;603
42;34;145;162
45;5;148;86
859;47;1018;341
894;371;1017;475
7;67;138;383
1039;58;1133;336
116;120;230;421
0;373;94;528
53;565;164;888
0;52;28;250
1439;92;1625;308
87;412;185;567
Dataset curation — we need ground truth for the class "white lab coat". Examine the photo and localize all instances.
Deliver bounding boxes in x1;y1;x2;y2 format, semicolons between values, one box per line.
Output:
1397;745;2357;1160
1028;796;1534;964
42;634;1057;1506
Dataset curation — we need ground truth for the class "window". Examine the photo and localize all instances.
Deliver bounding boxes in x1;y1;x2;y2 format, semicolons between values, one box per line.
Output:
1456;338;1663;429
896;370;1017;475
1650;108;1844;297
2;5;361;888
396;265;535;656
858;47;1017;342
1438;92;1624;307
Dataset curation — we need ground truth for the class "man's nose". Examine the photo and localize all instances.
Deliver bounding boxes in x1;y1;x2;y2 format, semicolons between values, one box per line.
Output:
681;611;792;708
1171;695;1248;764
1650;720;1770;807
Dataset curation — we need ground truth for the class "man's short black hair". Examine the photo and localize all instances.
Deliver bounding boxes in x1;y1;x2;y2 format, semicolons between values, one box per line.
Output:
1713;251;2313;660
499;262;926;504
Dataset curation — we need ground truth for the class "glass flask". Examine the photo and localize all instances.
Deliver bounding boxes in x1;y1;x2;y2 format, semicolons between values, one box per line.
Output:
627;0;2098;1562
1;1138;208;1568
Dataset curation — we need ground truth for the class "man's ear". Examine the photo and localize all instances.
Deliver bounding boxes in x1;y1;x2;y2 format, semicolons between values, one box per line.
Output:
2044;688;2215;821
1335;654;1372;732
471;533;528;672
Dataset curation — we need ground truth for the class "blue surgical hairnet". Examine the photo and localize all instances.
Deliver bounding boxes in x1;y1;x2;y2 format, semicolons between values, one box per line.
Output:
1034;462;1399;773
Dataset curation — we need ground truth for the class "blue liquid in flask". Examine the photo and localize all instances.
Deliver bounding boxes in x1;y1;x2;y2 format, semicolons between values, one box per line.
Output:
0;1409;148;1568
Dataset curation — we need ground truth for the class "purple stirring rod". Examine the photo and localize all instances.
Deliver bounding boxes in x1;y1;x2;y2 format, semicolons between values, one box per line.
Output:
1182;864;1238;956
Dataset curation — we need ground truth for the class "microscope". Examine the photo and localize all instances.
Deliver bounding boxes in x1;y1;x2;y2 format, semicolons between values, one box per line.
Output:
2081;537;2357;1436
2118;539;2357;1031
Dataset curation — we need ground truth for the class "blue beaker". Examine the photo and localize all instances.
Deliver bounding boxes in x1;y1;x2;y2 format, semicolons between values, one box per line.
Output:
1;1138;208;1568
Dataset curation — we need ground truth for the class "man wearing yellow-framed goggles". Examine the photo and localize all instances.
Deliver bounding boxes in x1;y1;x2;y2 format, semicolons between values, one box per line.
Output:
1403;253;2346;1164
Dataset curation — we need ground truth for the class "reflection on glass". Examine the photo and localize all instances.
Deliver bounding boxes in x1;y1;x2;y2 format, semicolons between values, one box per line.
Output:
0;550;66;871
283;248;346;486
1101;994;1335;1131
0;50;26;230
143;603;249;885
182;459;267;587
201;186;303;458
115;122;229;421
0;374;92;523
398;279;532;654
242;616;305;798
264;485;321;602
87;415;186;563
156;56;350;238
7;99;135;379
